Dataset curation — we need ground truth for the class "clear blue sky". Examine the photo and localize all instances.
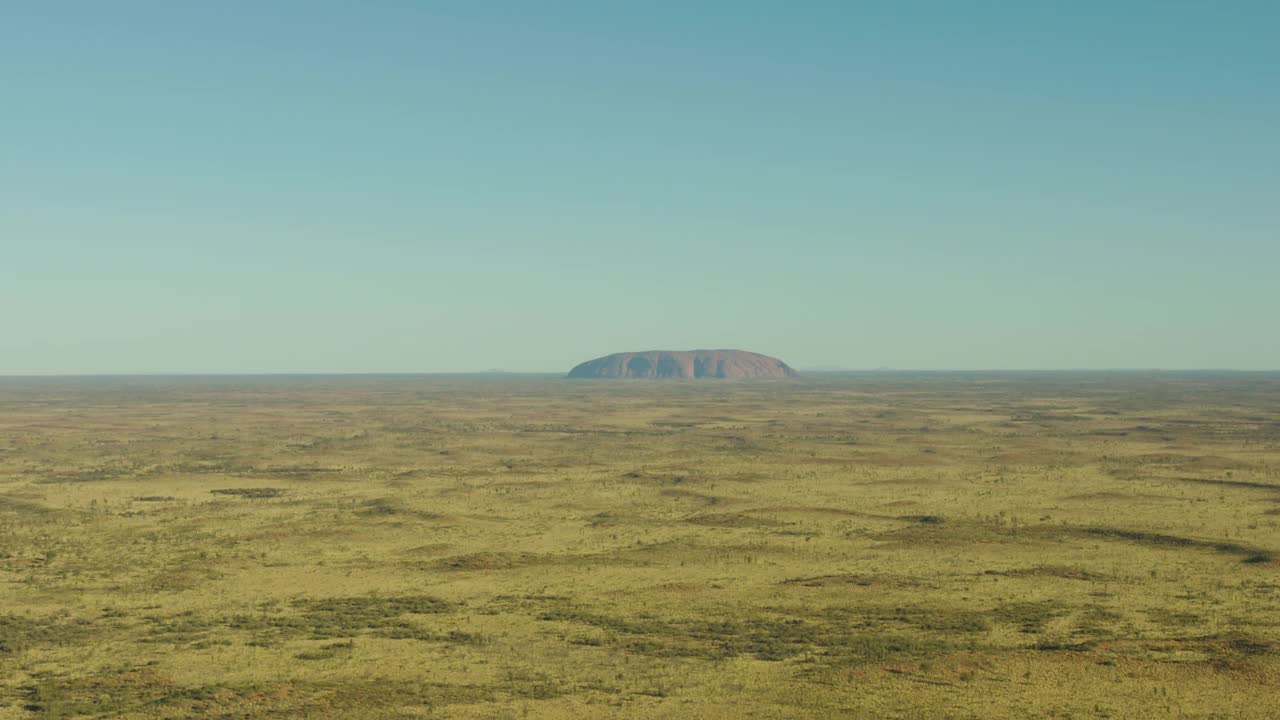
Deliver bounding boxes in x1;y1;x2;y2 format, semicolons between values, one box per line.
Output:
3;2;1277;373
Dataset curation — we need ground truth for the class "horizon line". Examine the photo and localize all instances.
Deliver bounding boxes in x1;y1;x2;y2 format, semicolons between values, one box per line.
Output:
2;367;1280;379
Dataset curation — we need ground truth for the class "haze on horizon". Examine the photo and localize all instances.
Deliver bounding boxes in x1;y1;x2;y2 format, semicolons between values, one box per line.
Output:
3;2;1277;375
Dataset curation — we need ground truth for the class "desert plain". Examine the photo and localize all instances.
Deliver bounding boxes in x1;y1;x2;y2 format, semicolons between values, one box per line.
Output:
1;372;1278;718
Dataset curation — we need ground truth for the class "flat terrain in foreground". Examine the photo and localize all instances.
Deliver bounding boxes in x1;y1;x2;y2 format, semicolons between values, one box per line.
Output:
1;372;1278;719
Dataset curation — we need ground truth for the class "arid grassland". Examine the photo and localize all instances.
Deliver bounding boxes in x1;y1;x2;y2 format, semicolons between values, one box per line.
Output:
1;373;1278;719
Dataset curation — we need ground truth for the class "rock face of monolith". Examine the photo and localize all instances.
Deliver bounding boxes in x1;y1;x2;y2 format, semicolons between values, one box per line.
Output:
566;350;799;379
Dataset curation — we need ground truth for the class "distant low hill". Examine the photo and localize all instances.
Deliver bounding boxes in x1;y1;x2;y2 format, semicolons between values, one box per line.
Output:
567;350;799;379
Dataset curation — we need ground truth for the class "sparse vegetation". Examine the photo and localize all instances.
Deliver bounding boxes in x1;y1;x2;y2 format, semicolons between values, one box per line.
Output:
1;372;1279;718
209;487;287;499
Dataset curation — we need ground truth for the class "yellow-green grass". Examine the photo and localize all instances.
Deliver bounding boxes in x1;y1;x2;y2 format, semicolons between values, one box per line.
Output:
1;373;1278;718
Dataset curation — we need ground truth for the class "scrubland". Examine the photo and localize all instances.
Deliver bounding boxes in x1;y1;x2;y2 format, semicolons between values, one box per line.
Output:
1;372;1278;718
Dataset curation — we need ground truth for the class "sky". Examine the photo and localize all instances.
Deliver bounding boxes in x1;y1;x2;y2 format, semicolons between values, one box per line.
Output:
2;1;1278;373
